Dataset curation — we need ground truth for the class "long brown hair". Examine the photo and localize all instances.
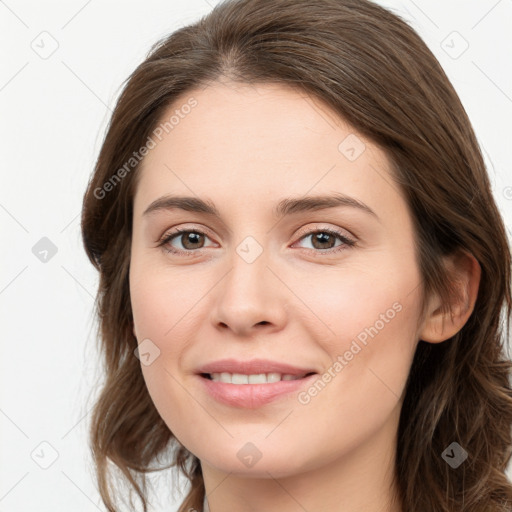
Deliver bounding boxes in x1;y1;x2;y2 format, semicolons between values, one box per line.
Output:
81;0;512;510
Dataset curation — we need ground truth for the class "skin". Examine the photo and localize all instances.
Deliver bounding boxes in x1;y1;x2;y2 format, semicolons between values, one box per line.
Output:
129;80;480;512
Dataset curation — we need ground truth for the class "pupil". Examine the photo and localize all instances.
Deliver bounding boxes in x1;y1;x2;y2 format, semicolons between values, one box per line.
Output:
183;232;203;249
314;232;333;249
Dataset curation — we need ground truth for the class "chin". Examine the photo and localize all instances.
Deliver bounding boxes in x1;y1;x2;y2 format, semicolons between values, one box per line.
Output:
195;440;312;479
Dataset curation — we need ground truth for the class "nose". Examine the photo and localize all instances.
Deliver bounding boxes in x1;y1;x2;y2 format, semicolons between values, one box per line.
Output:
210;247;288;337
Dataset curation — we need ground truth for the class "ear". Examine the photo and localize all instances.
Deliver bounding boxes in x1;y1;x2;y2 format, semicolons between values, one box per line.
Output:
419;250;481;343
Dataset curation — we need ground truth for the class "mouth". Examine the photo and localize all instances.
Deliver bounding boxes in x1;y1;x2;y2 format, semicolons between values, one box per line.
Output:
197;370;318;408
195;358;319;407
199;371;317;384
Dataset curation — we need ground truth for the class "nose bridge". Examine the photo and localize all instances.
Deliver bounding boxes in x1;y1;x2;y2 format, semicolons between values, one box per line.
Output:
224;239;271;306
212;235;285;333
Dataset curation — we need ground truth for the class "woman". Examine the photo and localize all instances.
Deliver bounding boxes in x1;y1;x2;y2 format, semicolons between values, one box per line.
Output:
81;0;512;510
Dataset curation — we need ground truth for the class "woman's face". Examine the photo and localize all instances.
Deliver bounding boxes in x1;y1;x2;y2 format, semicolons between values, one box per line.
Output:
129;81;425;477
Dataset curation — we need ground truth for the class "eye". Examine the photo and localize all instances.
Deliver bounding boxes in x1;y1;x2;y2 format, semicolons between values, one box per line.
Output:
292;228;356;254
158;228;215;256
157;226;356;257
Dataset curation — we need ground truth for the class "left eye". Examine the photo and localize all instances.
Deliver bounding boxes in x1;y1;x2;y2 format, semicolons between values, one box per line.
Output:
294;229;355;252
159;228;356;256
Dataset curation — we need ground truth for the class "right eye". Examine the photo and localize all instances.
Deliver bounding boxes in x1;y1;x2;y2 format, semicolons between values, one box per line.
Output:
159;228;216;256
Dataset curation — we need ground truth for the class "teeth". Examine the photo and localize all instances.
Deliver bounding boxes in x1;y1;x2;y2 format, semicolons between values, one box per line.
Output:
248;373;266;384
210;372;305;384
230;373;248;384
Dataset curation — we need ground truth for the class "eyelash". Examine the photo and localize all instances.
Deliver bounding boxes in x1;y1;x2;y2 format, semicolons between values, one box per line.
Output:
157;226;356;257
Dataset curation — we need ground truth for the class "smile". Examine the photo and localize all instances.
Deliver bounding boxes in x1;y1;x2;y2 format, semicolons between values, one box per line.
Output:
198;372;317;408
203;372;314;384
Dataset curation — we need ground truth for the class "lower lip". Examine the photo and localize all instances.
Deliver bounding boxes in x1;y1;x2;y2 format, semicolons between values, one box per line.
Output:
197;374;317;408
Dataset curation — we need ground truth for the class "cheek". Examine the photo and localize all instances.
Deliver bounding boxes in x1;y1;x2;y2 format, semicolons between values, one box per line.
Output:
288;277;420;471
293;248;421;348
294;251;422;410
129;265;203;441
322;296;418;405
129;261;213;418
129;260;200;343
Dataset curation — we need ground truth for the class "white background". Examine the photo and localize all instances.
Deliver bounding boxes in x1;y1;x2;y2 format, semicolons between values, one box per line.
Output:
1;1;511;511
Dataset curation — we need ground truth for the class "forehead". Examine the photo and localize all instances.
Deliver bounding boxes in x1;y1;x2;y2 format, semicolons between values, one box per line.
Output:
152;81;359;161
133;81;402;218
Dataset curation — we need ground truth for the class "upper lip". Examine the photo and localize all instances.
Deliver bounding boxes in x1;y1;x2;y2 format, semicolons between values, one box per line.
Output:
196;358;317;377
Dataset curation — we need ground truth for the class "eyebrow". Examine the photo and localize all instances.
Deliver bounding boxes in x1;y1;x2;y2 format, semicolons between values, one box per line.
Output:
142;193;379;220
